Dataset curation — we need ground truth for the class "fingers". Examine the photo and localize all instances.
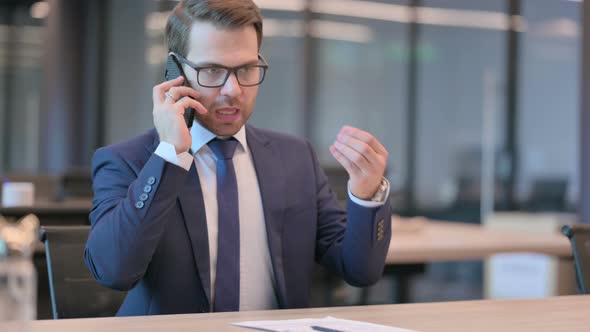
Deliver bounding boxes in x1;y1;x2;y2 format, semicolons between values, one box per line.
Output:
332;125;389;177
164;86;202;105
340;125;388;157
332;139;372;175
153;76;184;103
330;144;361;176
154;79;207;115
175;97;208;115
336;133;381;167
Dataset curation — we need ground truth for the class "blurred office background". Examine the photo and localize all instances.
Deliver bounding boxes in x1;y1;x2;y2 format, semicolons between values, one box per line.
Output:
0;0;583;316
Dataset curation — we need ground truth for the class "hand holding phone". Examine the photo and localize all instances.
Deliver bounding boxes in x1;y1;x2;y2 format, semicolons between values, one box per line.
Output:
165;54;198;128
152;54;207;154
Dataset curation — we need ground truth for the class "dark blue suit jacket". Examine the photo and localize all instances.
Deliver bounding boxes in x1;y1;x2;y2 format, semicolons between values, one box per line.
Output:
84;125;392;316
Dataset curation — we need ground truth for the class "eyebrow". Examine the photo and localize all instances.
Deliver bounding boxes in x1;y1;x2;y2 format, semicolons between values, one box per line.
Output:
193;59;260;68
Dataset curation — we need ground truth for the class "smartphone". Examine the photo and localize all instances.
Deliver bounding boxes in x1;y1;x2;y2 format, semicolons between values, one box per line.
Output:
165;53;196;128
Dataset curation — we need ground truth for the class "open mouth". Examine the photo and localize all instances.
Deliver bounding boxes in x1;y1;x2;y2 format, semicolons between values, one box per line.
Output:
215;108;240;122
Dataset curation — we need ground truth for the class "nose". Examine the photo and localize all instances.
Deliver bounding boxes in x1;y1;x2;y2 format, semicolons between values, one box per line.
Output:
220;72;242;97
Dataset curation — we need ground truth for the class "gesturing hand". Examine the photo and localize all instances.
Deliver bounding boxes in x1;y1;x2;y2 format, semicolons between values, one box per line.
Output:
330;126;388;200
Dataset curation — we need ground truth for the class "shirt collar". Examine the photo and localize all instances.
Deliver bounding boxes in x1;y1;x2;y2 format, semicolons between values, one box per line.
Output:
189;119;247;154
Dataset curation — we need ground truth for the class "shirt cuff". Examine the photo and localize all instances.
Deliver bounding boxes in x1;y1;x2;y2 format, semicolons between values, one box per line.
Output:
154;141;193;171
347;177;391;208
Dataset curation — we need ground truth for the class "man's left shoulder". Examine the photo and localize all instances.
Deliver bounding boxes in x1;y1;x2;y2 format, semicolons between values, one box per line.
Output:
247;125;310;150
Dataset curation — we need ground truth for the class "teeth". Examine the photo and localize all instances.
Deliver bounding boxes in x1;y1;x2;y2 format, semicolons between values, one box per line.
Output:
218;110;237;115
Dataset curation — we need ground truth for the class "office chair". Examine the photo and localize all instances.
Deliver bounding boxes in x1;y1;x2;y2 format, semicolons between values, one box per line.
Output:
523;178;568;212
57;168;93;201
40;226;126;319
561;224;590;294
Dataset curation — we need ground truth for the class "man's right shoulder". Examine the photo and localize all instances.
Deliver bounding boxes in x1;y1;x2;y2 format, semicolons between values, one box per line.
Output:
93;128;159;168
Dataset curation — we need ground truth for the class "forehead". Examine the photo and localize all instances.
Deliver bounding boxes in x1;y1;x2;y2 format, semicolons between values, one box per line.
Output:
186;21;259;66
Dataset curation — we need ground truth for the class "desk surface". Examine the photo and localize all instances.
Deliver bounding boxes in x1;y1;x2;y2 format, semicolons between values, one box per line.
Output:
0;200;92;226
1;295;587;332
387;220;572;264
0;200;92;214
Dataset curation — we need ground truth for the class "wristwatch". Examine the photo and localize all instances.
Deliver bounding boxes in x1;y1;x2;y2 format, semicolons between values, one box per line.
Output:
371;178;389;202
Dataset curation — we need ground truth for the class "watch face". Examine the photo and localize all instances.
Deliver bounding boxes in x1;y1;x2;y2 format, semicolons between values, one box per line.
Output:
371;179;388;202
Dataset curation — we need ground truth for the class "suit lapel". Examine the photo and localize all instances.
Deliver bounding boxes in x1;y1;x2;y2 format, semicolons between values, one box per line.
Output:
145;130;212;307
246;126;288;308
177;162;211;307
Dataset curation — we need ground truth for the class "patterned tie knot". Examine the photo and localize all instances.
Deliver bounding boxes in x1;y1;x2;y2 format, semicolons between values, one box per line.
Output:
208;137;238;161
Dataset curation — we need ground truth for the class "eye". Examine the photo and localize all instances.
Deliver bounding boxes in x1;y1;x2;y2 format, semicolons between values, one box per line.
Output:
238;66;256;74
203;67;223;75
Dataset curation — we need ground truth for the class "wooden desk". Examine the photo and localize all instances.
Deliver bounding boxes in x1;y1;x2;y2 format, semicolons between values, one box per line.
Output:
0;200;92;225
387;220;572;264
378;220;573;303
1;295;587;332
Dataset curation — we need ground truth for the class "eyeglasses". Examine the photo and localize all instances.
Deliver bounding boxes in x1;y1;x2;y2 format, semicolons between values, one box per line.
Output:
171;52;269;88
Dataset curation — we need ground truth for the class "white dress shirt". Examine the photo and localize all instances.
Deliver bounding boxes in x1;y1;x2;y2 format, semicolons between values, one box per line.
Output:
154;120;389;311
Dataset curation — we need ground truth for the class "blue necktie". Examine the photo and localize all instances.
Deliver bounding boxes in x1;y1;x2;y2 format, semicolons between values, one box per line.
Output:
208;138;240;312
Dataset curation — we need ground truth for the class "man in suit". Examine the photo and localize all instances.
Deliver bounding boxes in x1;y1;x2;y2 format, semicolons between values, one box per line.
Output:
84;0;392;316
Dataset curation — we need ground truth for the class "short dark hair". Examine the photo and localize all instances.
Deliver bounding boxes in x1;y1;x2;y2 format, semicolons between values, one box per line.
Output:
166;0;263;57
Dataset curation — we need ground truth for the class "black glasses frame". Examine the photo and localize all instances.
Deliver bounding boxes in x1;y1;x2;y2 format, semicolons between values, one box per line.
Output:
170;52;269;88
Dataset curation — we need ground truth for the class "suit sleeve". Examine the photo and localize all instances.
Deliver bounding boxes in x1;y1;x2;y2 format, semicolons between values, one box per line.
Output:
84;146;189;291
310;141;392;287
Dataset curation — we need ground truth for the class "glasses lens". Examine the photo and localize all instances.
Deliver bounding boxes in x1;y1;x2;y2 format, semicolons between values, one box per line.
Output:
198;67;229;87
197;66;267;87
237;66;265;86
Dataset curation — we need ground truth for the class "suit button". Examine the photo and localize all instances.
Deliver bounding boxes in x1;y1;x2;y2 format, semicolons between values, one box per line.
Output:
135;201;145;209
144;185;152;193
139;193;149;201
147;176;156;185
